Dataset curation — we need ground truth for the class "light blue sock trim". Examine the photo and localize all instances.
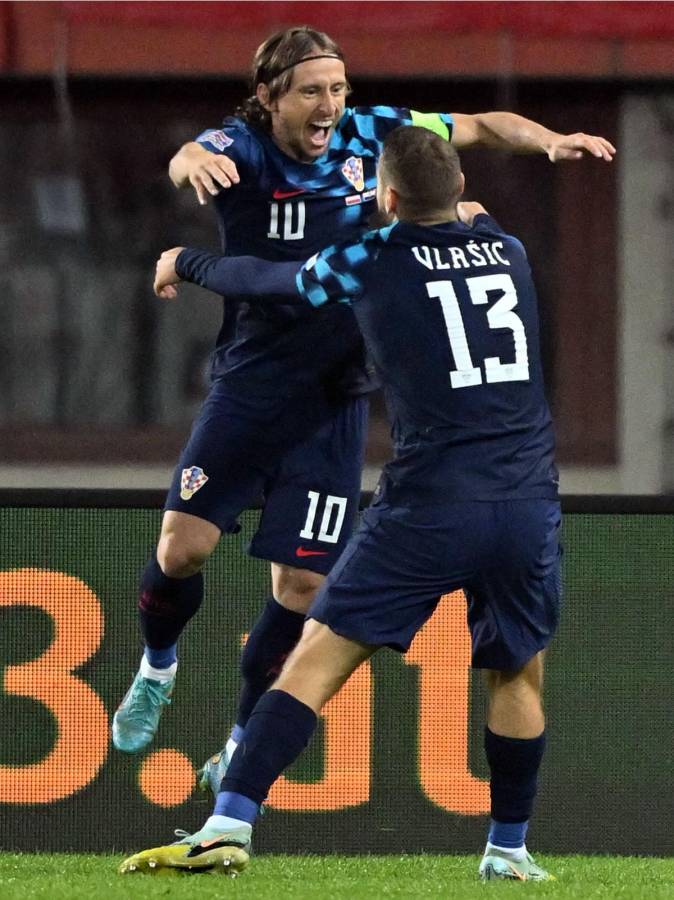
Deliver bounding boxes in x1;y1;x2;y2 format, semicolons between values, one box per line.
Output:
488;818;528;849
144;643;177;668
214;790;259;824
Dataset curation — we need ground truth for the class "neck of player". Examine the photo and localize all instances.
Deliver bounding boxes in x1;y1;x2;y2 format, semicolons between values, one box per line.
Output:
399;208;458;227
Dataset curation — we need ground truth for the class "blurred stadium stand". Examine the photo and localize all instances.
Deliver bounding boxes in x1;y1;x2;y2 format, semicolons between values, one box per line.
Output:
3;2;674;78
0;2;672;492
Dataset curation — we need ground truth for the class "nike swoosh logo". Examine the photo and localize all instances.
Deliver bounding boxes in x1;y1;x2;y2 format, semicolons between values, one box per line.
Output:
198;834;231;848
188;836;249;856
295;547;329;557
273;188;305;200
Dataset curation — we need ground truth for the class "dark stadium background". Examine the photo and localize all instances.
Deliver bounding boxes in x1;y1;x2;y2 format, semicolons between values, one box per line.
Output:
1;1;672;491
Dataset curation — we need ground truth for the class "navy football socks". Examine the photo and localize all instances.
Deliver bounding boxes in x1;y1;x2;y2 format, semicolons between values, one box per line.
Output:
138;553;204;655
485;727;546;848
220;689;317;808
235;598;306;728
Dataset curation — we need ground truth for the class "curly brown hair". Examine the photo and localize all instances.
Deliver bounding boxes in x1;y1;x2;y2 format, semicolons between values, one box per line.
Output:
235;26;348;132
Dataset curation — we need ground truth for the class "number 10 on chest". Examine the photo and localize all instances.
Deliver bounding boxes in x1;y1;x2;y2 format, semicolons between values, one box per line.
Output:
268;201;306;241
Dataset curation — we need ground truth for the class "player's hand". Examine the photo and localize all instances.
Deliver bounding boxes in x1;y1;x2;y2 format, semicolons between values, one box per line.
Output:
457;201;488;226
188;149;240;205
546;133;616;163
153;247;185;299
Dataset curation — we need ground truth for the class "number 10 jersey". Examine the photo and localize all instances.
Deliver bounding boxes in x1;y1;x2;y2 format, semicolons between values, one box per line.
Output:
195;106;454;396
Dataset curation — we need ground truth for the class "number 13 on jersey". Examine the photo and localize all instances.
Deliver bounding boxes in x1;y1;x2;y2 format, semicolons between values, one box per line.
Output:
428;273;530;388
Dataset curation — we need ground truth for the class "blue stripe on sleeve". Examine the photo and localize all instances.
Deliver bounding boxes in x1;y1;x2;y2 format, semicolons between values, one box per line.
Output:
350;106;412;142
334;269;361;294
299;272;330;307
297;224;396;307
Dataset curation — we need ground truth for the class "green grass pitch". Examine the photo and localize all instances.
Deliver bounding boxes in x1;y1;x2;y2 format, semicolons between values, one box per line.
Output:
0;854;672;899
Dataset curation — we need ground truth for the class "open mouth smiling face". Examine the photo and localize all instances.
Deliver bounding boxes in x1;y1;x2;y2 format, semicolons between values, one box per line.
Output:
306;117;337;153
267;56;349;163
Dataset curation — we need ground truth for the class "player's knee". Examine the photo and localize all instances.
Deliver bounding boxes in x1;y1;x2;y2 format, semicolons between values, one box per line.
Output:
157;512;220;577
273;565;325;613
157;532;212;577
487;667;544;722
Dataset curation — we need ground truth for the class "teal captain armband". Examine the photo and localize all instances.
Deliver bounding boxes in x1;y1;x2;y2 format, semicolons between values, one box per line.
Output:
410;111;450;141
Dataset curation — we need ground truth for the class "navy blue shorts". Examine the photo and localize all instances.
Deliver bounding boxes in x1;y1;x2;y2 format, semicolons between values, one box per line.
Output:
308;496;562;670
165;379;367;574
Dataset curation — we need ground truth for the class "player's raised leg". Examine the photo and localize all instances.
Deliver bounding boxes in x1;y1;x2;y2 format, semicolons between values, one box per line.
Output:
113;379;278;754
113;511;219;753
478;651;554;882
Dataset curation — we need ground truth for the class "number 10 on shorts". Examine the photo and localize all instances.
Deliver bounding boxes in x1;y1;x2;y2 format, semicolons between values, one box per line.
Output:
299;491;348;544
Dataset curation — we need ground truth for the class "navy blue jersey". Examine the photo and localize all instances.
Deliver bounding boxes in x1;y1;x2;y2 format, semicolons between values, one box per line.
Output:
194;107;453;392
177;213;558;501
298;214;558;500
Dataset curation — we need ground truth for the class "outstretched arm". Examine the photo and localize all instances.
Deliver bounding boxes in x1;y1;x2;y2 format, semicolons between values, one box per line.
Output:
153;247;303;303
153;241;366;309
451;112;615;162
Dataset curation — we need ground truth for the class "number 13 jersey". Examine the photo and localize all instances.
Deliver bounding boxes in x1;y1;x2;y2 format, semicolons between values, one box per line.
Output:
298;214;559;501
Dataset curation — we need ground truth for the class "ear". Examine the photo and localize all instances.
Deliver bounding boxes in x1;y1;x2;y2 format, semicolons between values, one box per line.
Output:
386;185;400;217
458;171;466;197
256;83;272;111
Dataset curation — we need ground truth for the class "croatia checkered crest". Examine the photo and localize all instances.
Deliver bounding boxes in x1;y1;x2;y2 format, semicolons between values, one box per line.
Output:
180;466;209;501
341;156;365;192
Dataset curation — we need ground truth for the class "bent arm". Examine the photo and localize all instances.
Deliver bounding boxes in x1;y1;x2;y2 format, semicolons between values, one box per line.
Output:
451;112;615;162
168;141;240;203
168;142;211;188
175;249;305;303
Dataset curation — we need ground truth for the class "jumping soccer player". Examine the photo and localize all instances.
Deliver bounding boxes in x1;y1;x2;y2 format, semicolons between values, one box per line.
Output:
111;27;613;785
123;126;561;881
